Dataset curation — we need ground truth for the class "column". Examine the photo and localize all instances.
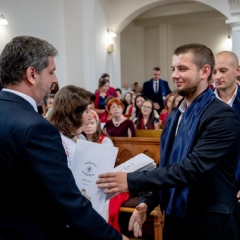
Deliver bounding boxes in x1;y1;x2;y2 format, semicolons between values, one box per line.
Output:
226;19;240;60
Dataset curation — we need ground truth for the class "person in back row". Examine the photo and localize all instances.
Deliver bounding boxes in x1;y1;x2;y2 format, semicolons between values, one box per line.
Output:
212;50;240;202
142;67;172;113
0;35;127;240
103;98;136;137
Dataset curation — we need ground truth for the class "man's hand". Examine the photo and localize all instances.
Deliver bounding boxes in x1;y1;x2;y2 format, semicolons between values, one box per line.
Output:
96;172;128;194
153;102;160;110
122;234;129;240
128;203;148;238
237;190;240;203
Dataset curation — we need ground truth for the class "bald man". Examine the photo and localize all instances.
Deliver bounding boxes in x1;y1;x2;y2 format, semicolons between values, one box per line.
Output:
212;51;240;202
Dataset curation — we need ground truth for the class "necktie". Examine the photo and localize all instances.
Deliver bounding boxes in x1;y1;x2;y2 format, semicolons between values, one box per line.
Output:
155;82;158;93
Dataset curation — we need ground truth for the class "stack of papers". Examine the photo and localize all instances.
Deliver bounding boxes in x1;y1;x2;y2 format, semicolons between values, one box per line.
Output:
71;139;118;221
106;153;156;200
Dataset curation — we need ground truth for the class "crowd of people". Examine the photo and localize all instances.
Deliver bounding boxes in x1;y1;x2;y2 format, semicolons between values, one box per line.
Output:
0;35;240;240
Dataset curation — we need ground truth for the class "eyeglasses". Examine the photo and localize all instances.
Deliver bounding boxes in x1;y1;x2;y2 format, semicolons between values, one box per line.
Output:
141;105;152;110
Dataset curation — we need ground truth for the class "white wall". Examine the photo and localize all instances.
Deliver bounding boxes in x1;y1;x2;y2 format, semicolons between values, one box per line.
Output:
0;0;66;87
121;17;231;91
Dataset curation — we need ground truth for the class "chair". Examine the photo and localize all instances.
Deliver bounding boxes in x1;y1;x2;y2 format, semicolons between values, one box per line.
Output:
111;136;164;240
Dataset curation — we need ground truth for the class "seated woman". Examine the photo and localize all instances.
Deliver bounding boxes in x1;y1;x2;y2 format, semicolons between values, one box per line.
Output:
81;110;113;145
80;109;129;231
122;92;133;117
135;99;160;130
103;98;136;137
159;93;175;126
131;94;145;121
48;85;94;167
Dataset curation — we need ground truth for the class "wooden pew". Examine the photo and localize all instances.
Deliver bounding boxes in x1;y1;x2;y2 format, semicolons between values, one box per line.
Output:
136;129;162;138
111;135;164;240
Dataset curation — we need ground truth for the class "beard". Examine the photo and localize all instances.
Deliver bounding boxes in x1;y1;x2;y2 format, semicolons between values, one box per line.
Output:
177;85;198;98
176;78;201;98
35;80;52;106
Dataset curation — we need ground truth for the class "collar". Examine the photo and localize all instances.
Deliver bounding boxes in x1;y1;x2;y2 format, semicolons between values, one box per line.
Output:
178;98;187;114
214;85;238;107
2;88;38;112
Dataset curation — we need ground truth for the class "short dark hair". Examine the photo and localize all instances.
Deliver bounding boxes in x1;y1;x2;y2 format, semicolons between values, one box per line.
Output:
173;43;215;81
153;67;161;71
0;36;58;86
101;73;110;78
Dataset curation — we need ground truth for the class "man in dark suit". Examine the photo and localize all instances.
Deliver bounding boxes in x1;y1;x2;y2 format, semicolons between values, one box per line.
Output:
0;36;127;240
212;51;240;203
97;44;240;240
142;67;172;113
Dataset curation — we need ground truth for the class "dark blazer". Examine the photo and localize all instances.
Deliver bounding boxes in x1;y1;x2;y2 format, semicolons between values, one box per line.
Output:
0;91;121;240
141;78;171;112
127;98;240;240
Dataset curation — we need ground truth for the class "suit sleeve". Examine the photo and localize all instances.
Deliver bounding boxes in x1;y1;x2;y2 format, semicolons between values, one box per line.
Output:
127;107;240;196
141;82;147;97
24;121;121;240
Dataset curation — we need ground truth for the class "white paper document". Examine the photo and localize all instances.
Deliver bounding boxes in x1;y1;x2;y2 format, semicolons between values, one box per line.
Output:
70;139;118;220
105;153;156;201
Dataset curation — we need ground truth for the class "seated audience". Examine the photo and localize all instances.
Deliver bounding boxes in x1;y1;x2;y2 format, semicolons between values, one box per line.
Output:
103;98;136;137
159;93;175;125
48;85;93;167
43;94;55;118
172;93;183;111
115;88;122;100
121;81;132;97
135;99;160;130
131;94;146;121
81;110;113;145
122;92;134;118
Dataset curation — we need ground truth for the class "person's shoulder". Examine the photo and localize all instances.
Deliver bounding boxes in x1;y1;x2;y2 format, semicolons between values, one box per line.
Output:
160;78;169;84
203;98;240;120
143;79;152;84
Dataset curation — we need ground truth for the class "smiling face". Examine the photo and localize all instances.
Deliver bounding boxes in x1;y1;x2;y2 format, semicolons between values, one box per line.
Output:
136;96;145;108
212;52;240;91
171;52;210;103
141;100;153;116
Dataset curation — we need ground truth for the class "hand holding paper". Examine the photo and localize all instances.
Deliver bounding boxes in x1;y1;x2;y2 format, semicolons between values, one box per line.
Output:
97;172;128;194
97;153;156;199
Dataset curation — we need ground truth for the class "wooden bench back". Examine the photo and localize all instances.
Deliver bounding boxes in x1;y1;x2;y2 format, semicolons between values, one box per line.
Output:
136;129;162;138
111;137;160;167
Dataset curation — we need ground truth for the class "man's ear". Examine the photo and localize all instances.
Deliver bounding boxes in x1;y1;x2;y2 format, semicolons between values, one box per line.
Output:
25;67;36;85
201;64;211;80
236;65;240;76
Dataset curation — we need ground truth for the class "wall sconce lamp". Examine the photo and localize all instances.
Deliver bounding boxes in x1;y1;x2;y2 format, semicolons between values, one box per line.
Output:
0;14;8;25
107;28;116;53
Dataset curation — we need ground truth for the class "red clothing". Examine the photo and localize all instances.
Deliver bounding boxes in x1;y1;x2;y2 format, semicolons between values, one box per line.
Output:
98;134;130;233
159;110;169;125
105;119;136;137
